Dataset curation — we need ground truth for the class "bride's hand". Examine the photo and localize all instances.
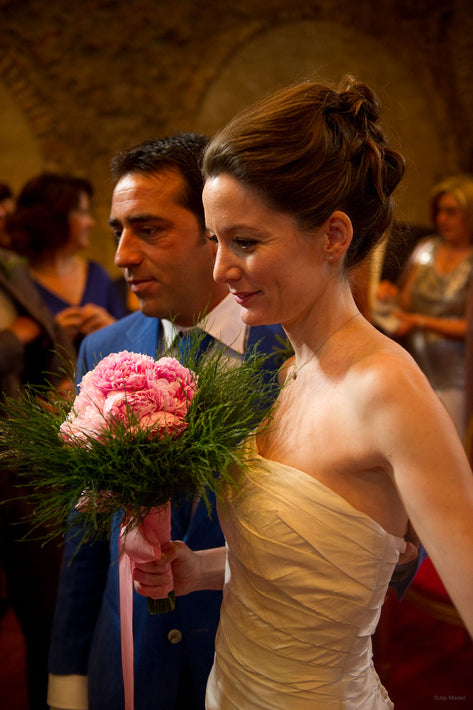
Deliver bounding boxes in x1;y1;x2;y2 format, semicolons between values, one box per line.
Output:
132;540;201;598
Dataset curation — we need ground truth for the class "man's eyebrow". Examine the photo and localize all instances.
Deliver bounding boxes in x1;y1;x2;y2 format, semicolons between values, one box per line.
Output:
108;214;166;228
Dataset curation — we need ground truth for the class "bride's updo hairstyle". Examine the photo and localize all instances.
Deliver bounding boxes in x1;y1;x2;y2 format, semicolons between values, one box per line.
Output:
203;75;405;271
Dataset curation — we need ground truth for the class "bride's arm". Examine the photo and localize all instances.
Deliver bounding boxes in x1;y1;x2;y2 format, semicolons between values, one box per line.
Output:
365;354;473;636
133;541;226;599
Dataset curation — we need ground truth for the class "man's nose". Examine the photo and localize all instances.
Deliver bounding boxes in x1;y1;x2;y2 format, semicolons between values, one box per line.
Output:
114;230;142;268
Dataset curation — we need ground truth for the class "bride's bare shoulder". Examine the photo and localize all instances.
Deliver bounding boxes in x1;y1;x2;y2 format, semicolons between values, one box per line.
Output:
347;326;432;406
340;339;451;468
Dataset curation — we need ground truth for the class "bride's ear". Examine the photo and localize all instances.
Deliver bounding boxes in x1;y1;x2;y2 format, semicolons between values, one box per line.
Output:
323;211;353;263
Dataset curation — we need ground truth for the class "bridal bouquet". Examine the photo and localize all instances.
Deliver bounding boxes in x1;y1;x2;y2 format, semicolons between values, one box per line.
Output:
59;349;198;613
0;330;278;563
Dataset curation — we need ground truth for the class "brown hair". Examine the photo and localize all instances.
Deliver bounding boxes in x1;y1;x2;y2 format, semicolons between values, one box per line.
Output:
7;172;93;261
203;75;405;271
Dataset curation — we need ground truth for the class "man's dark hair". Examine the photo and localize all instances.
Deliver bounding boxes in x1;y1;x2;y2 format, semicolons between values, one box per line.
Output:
110;133;209;231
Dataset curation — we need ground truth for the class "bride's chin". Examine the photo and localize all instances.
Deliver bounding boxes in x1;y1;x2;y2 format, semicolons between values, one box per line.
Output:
240;308;277;328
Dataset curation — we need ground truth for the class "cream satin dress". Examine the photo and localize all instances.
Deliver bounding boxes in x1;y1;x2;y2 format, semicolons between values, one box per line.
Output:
206;438;406;709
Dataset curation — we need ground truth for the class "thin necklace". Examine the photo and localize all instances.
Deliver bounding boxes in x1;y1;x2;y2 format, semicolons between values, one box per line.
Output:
291;312;361;381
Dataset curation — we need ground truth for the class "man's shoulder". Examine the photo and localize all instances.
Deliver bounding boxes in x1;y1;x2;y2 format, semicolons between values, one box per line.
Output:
246;323;290;374
247;323;286;349
251;323;285;335
84;310;149;347
78;311;159;372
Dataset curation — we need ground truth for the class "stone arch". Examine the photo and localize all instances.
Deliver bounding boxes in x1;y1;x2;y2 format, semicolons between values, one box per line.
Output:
194;20;442;225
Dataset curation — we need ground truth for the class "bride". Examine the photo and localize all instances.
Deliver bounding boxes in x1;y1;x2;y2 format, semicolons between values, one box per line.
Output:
133;76;473;708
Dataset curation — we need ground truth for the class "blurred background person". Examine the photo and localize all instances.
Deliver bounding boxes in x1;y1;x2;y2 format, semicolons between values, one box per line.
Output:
0;244;75;710
0;182;15;248
374;174;473;441
7;173;126;352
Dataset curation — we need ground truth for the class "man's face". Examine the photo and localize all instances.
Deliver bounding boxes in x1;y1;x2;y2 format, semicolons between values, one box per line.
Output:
110;169;226;325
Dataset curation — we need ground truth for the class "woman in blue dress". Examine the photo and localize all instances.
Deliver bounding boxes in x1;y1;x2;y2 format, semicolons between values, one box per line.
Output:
8;172;126;352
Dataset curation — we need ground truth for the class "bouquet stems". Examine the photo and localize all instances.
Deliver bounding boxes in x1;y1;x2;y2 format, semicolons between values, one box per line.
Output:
148;591;176;615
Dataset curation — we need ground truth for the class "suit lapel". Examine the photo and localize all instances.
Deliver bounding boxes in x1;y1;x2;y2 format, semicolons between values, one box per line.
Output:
171;492;193;540
123;312;161;358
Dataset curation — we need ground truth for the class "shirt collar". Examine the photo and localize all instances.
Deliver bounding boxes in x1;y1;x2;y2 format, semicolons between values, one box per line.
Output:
161;293;246;354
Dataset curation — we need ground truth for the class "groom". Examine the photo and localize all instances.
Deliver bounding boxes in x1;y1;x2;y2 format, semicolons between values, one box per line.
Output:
47;134;286;710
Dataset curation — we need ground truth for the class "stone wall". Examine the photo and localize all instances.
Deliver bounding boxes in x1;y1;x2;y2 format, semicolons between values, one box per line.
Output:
1;0;472;271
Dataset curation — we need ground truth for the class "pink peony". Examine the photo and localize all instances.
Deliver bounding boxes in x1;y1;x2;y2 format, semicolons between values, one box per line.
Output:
59;351;197;445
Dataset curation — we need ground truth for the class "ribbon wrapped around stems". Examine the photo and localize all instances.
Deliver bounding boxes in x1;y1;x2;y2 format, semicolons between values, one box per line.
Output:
119;502;174;710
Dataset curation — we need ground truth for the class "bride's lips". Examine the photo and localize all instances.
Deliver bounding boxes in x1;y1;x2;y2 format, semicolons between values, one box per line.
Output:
231;290;260;307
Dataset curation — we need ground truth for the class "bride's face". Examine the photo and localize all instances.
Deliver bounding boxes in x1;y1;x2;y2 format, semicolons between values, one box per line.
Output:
203;174;328;329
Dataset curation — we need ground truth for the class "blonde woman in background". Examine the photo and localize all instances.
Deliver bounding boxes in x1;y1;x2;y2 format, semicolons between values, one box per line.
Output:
376;174;473;440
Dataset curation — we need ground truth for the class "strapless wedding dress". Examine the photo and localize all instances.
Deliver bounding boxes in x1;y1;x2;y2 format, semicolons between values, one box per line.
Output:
206;441;405;709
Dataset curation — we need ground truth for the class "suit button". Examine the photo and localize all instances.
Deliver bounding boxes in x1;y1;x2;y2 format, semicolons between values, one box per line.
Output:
167;628;183;644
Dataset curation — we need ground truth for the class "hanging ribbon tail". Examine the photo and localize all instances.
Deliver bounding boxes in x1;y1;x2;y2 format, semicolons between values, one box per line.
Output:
118;501;175;710
119;546;135;710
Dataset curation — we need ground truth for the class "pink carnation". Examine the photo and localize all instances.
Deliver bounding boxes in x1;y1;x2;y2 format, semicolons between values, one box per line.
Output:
59;351;197;444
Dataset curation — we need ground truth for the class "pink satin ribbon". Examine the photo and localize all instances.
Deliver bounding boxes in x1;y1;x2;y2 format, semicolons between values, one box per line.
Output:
118;502;174;710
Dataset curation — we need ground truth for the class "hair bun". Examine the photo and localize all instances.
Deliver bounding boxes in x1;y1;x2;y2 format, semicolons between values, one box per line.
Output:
338;75;380;123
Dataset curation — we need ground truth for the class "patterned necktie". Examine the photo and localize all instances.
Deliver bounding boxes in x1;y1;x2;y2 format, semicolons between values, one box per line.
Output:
172;329;214;533
174;328;215;363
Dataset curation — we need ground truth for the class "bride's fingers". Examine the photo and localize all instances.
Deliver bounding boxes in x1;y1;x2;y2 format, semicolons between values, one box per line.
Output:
133;558;171;578
133;579;169;598
133;577;170;599
133;565;172;598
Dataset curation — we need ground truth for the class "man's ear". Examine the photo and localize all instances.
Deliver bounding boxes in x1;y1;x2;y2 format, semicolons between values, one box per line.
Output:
323;211;353;263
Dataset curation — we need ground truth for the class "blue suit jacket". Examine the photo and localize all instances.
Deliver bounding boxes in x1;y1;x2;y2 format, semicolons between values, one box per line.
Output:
48;311;287;710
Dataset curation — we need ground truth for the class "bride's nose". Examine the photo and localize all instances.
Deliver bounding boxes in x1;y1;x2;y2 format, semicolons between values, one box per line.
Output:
213;245;242;285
